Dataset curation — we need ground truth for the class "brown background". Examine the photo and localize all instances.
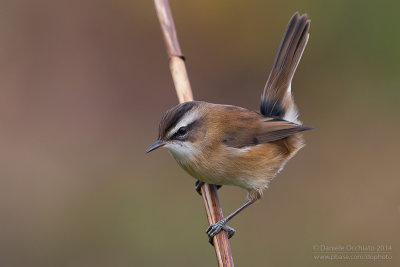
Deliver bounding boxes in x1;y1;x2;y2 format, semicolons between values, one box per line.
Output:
0;0;399;266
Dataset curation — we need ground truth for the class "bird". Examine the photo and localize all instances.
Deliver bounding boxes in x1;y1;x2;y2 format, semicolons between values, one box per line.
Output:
146;12;312;243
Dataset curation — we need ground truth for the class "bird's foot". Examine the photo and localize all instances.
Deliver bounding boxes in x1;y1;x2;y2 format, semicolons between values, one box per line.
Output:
195;180;222;196
206;218;235;246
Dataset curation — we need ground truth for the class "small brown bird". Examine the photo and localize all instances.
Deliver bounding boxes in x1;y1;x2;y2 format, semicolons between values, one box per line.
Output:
147;12;312;242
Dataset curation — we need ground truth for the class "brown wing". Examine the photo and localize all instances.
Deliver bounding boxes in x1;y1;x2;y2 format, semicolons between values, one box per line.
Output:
221;117;312;148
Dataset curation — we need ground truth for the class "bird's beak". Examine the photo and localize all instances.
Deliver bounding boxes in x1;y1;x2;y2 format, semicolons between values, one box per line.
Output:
146;140;166;153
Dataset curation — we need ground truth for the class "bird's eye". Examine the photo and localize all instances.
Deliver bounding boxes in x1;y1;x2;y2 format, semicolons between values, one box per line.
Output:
177;126;187;135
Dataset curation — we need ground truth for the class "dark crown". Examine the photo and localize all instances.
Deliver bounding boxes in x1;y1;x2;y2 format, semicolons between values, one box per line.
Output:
158;101;199;139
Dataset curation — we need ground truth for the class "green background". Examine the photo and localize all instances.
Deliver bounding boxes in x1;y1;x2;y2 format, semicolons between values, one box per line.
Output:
0;0;399;266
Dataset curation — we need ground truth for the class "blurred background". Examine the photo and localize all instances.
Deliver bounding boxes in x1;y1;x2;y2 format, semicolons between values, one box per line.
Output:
1;0;399;266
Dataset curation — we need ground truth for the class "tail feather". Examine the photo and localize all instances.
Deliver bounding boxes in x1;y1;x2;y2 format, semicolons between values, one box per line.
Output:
260;12;310;123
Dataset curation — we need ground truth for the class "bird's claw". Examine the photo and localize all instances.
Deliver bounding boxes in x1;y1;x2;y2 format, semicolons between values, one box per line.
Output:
206;219;235;246
195;180;222;196
195;180;203;195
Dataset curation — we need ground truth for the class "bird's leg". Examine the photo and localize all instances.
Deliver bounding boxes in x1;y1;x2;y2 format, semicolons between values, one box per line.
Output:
195;180;222;196
206;198;256;245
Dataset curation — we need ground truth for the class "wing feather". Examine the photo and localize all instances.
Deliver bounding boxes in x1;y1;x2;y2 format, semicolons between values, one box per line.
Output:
221;117;312;148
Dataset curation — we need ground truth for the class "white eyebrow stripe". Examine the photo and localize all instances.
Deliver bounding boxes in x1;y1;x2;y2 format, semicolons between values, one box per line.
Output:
166;109;200;139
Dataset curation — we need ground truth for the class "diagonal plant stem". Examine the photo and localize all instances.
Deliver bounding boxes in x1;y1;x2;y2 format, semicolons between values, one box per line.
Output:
153;0;234;266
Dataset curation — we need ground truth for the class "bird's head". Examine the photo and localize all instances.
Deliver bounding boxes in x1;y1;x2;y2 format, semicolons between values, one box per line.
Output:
146;101;207;163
